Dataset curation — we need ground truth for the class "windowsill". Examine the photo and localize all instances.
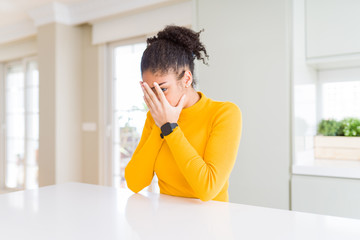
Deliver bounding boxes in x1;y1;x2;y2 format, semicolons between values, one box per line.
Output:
292;150;360;179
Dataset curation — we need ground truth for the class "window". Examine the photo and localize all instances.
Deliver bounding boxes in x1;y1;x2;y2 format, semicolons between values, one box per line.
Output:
293;68;360;159
1;59;39;190
319;76;360;120
293;66;360;177
107;40;159;192
292;0;360;179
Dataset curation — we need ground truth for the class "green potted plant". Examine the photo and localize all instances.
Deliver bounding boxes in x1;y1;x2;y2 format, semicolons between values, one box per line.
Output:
315;118;360;160
317;119;343;136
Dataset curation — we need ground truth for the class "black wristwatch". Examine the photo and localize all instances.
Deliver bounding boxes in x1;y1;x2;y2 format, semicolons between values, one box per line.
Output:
160;122;178;139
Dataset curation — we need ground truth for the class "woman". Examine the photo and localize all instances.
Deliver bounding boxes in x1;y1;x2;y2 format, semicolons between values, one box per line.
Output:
125;25;242;202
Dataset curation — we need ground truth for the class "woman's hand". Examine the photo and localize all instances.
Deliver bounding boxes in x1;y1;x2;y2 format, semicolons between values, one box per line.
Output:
141;81;186;128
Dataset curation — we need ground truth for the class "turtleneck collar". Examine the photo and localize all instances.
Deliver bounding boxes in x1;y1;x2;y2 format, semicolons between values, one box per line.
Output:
179;91;208;120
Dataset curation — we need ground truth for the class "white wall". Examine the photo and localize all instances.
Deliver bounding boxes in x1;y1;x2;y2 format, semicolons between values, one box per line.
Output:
196;0;291;209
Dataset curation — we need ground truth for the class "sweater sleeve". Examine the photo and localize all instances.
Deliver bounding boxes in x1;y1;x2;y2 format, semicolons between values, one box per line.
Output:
164;103;242;201
125;111;163;193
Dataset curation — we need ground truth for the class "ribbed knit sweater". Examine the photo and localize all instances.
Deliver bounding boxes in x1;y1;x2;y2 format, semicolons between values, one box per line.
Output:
125;92;242;202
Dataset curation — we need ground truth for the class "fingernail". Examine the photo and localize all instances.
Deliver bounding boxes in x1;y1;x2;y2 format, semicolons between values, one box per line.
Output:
154;82;158;86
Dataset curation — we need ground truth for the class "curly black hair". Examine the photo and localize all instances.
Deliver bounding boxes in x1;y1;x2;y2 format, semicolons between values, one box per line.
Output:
140;25;209;87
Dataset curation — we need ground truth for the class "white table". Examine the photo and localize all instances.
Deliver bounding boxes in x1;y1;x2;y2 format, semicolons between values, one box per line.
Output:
0;182;360;240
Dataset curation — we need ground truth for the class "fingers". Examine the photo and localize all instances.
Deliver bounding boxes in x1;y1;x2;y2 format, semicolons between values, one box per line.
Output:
153;82;168;103
143;94;154;110
141;82;156;110
142;82;159;105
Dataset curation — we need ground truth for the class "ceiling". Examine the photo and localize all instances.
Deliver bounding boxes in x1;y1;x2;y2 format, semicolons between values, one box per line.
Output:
0;0;85;27
0;0;181;45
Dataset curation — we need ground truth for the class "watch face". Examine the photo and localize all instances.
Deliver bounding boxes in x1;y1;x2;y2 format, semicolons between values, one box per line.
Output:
161;123;172;136
161;122;178;136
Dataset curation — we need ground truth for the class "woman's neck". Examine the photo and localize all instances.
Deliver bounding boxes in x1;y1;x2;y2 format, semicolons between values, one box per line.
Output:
183;88;200;109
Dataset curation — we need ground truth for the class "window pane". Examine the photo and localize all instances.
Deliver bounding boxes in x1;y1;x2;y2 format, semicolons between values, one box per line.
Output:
6;162;24;189
114;43;146;111
25;61;40;189
6;138;25;189
27;114;39;140
112;42;148;189
113;143;121;176
26;140;39;166
27;61;39;86
119;119;141;162
6;88;25;114
6;114;25;139
322;81;360;120
26;166;39;189
113;110;121;144
6;63;26;188
6;65;24;89
6;139;25;164
4;60;39;190
26;87;39;113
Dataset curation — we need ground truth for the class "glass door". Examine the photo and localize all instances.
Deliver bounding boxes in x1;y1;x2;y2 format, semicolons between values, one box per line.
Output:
3;59;39;190
109;40;159;192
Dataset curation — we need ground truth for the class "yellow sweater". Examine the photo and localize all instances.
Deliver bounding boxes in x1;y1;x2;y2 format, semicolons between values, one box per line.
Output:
125;92;242;202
